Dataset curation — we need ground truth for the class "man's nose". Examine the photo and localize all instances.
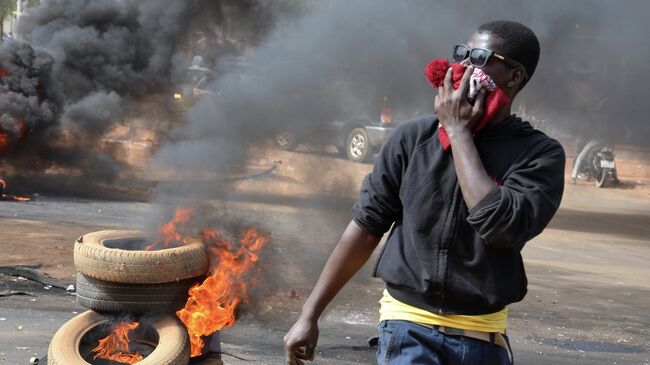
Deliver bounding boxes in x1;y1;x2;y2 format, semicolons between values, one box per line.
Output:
460;58;471;66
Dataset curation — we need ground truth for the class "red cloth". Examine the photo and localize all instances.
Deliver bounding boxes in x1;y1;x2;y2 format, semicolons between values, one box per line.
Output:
424;59;511;150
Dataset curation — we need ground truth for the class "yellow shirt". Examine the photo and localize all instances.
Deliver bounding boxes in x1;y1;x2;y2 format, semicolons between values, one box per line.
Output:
379;289;508;334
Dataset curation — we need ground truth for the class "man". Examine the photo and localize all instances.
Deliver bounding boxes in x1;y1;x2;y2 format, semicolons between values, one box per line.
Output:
284;20;565;365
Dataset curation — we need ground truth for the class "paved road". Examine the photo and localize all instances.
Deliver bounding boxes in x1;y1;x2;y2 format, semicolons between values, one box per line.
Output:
1;183;649;364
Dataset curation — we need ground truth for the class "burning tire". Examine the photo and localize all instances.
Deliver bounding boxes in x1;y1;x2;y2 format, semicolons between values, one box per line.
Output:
48;310;190;365
74;230;208;284
76;273;202;315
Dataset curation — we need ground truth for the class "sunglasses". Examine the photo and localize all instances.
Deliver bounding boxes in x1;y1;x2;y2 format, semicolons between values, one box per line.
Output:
453;43;527;76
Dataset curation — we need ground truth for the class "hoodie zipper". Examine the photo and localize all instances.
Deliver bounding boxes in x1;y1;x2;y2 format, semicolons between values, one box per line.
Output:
437;133;484;313
437;179;461;313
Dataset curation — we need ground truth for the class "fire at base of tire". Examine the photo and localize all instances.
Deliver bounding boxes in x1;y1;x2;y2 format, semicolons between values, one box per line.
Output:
178;227;270;357
62;206;272;362
139;206;272;357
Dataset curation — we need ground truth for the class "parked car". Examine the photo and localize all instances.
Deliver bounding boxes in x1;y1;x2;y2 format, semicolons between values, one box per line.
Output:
172;57;397;163
172;56;219;109
275;101;395;163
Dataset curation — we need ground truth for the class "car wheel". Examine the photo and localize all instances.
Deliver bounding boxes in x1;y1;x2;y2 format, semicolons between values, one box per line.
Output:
74;230;208;284
48;311;189;365
275;131;298;151
346;128;373;163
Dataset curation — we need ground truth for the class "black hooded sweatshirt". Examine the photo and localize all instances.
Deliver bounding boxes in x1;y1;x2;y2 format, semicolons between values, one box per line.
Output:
352;114;565;315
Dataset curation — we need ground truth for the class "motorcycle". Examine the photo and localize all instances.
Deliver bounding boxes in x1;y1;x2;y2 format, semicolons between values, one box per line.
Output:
575;146;620;188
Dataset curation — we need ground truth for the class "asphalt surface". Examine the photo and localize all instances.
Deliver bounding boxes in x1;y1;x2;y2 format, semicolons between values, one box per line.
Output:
1;180;649;364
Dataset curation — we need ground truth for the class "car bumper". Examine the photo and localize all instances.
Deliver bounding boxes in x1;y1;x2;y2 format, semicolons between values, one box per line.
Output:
365;125;394;148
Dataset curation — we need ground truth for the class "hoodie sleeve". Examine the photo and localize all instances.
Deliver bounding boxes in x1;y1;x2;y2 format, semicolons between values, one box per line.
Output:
351;122;414;237
466;139;565;248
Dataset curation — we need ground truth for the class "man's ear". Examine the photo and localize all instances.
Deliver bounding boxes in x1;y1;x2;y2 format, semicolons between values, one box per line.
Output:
506;67;526;89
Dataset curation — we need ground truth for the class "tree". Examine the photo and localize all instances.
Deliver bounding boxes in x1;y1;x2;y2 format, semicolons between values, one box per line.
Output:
0;0;16;38
0;0;39;38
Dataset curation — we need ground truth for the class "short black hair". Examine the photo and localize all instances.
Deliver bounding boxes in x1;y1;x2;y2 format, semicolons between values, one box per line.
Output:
477;20;540;87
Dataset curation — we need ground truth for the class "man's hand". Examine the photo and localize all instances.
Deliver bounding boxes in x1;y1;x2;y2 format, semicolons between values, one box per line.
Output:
434;65;486;138
284;316;319;365
434;65;495;209
282;221;380;364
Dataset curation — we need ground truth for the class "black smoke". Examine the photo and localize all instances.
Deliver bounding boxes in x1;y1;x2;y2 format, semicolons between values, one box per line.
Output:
0;0;200;179
153;1;453;178
155;0;650;190
1;0;296;185
2;0;648;192
481;0;649;145
16;0;198;101
0;40;62;164
147;0;650;298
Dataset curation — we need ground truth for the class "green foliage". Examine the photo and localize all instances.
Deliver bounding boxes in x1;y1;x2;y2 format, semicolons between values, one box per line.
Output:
0;0;16;19
1;0;40;19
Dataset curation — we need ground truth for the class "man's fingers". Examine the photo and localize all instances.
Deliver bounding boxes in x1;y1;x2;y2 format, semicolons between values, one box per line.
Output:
284;345;294;364
472;89;486;117
284;338;300;364
284;349;296;365
443;67;453;93
291;345;315;361
294;347;306;356
305;345;316;360
285;340;316;364
286;349;305;365
456;65;474;97
469;78;477;99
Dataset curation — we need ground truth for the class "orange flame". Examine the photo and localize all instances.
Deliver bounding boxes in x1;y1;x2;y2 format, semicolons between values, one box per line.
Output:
144;207;194;250
16;118;26;139
0;131;9;153
177;228;270;356
0;118;26;154
0;178;31;202
92;321;143;364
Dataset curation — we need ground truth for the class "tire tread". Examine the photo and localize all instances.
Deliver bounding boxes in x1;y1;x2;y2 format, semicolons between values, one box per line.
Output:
73;230;208;284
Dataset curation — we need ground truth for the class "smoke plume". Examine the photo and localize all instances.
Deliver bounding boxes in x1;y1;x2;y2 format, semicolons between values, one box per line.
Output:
1;0;648;189
16;0;198;101
0;39;62;151
155;0;650;191
483;0;650;144
147;0;650;300
1;0;298;185
153;1;453;182
0;0;200;178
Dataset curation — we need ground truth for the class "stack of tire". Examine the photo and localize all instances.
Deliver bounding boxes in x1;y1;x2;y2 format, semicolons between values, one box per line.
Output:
48;230;209;365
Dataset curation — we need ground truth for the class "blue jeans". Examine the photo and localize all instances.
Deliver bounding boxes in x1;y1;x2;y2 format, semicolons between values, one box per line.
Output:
376;320;511;365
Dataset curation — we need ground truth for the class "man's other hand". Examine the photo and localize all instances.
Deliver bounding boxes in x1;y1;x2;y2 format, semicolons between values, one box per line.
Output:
284;317;319;365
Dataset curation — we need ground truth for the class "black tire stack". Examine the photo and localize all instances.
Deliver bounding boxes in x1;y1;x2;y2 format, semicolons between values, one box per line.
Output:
48;230;209;365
